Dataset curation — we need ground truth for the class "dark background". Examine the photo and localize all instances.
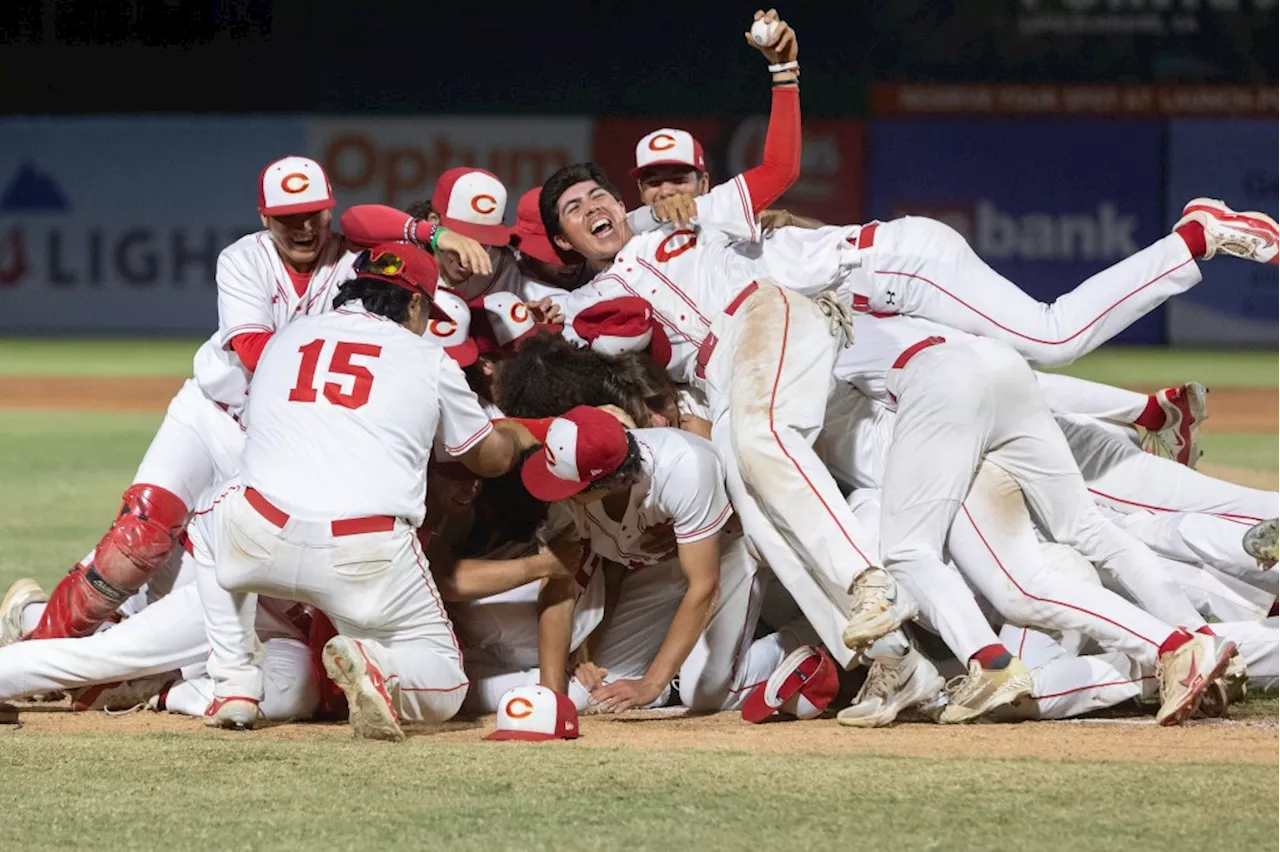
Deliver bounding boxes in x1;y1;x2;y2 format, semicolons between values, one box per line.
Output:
2;0;1276;114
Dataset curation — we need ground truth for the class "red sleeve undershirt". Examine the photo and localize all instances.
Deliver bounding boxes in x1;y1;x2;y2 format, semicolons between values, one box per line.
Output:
230;332;272;372
340;205;434;248
740;85;801;214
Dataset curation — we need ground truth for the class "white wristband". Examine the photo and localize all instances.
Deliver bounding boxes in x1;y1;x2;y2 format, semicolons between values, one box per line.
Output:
768;61;799;73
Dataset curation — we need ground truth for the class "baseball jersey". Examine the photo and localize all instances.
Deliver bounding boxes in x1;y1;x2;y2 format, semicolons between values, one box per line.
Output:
241;303;494;525
561;176;765;385
548;428;733;570
194;231;360;413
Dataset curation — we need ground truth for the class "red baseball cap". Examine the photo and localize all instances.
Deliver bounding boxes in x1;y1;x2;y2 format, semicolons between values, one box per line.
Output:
572;297;672;368
741;645;840;724
631;129;706;178
509;187;565;267
432;167;511;246
353;242;449;320
258;156;336;217
521;405;630;502
424;288;479;367
484;685;580;742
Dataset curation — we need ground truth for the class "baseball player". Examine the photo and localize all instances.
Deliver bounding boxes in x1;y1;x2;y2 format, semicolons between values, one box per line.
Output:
191;242;533;740
0;554;319;722
521;406;808;713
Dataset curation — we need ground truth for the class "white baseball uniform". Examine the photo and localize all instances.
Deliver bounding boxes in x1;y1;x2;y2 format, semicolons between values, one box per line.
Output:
834;216;1202;369
563;177;881;668
0;552;317;720
192;302;494;724
834;313;1207;664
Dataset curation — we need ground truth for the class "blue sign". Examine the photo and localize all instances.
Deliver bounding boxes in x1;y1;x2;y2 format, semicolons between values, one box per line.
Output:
1165;119;1278;345
868;118;1166;344
0;118;305;334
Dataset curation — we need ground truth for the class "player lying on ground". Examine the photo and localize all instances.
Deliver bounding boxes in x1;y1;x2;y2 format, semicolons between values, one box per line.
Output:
0;552;319;721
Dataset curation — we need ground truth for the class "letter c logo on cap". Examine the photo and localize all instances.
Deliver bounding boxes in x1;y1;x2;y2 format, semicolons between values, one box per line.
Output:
430;319;457;338
471;194;498;215
506;696;535;719
510;302;530;323
544;444;558;466
281;172;310;195
648;134;677;152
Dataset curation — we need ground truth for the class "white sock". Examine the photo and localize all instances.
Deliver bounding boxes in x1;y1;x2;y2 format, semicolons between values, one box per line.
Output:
20;602;45;635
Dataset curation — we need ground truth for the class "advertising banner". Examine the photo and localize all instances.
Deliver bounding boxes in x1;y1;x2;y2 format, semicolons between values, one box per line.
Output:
305;118;594;214
1165;119;1278;346
592;117;865;225
868;118;1167;344
0;117;303;334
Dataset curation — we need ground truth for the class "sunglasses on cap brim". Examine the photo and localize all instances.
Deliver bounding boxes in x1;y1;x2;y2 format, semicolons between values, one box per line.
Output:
354;249;407;278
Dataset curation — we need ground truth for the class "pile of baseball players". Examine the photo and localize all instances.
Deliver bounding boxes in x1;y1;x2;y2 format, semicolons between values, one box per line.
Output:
1;10;1277;742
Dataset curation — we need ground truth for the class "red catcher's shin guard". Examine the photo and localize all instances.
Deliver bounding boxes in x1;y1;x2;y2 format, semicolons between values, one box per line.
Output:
28;484;189;640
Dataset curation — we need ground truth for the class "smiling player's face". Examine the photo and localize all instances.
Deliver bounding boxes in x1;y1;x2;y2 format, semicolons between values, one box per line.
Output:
552;181;630;266
262;209;332;272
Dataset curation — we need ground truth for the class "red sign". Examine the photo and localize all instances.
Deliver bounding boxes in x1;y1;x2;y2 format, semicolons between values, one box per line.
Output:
592;117;865;226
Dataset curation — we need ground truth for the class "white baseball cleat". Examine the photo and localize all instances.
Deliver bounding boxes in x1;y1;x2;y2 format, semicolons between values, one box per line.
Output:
322;635;406;742
842;568;918;651
0;578;46;647
203;695;261;730
71;675;175;714
1155;633;1237;726
1242;518;1278;567
836;646;946;728
1176;198;1279;265
1140;383;1208;468
937;658;1034;724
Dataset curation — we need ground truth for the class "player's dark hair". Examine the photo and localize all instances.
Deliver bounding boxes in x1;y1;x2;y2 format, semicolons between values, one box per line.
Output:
494;333;656;427
539;163;623;239
406;200;435;220
594;432;645;491
468;446;548;547
333;277;412;322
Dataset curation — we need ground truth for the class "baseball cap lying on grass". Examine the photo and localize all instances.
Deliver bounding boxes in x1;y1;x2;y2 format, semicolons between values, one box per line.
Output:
485;685;580;741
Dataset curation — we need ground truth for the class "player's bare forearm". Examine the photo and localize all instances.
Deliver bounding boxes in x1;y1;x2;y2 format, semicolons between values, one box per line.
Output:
537;577;576;695
641;535;721;688
437;551;560;603
460;420;538;478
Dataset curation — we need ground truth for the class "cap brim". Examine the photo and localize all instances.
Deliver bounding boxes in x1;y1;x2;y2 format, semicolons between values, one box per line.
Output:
521;449;591;503
483;728;562;742
444;338;479;368
629;160;704;178
440;216;511;247
260;198;337;217
510;226;566;267
740;680;782;724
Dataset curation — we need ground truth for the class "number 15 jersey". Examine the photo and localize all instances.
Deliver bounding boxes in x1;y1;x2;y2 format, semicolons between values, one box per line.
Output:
241;302;494;525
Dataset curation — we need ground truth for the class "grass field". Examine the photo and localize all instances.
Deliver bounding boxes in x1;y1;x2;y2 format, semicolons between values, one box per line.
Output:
0;340;1276;850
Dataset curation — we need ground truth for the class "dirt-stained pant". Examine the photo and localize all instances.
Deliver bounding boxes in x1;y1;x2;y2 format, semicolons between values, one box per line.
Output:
704;281;879;668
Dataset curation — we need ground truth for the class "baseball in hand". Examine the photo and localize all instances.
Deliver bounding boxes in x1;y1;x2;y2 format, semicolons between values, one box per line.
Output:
751;19;778;46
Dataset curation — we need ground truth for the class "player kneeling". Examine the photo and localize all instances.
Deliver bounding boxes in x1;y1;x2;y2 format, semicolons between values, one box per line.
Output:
189;242;531;741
